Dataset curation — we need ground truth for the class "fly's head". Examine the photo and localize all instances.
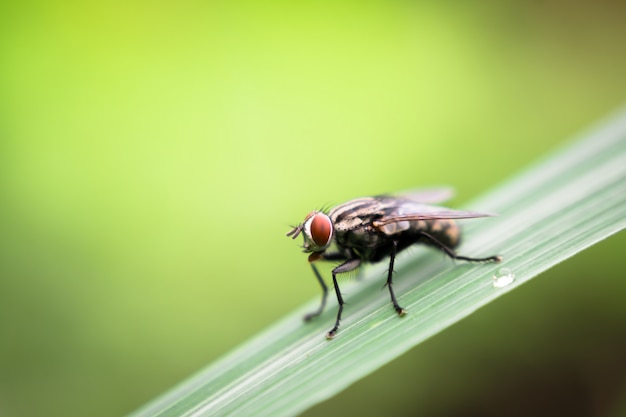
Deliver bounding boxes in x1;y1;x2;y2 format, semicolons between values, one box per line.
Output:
286;211;334;254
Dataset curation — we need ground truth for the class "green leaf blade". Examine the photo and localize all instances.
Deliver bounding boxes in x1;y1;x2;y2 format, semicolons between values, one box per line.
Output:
130;108;626;417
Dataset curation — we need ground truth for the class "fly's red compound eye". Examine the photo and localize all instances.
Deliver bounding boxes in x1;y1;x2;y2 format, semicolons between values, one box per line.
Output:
310;213;333;247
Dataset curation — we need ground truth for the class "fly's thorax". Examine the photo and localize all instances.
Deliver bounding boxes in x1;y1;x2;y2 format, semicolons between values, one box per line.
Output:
330;199;387;250
329;197;378;222
330;197;389;234
335;223;384;249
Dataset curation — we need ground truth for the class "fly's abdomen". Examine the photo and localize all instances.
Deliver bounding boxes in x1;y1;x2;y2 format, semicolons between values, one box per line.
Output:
418;219;461;249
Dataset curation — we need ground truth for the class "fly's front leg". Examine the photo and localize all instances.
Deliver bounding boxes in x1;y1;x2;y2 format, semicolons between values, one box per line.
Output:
304;263;327;322
327;258;361;339
304;251;347;322
386;240;406;316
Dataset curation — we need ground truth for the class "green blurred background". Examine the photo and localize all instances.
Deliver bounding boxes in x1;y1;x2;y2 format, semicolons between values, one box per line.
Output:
1;1;625;416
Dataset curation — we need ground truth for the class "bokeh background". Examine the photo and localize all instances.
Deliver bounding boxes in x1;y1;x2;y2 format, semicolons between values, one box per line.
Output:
1;1;626;416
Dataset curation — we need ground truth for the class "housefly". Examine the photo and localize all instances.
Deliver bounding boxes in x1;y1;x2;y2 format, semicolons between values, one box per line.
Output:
287;188;501;339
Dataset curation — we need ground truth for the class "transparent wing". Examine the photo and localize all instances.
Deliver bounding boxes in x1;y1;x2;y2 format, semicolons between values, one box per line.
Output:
373;200;496;227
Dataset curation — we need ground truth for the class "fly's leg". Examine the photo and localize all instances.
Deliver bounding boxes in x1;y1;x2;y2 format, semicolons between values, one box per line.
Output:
327;258;361;339
304;263;328;321
304;252;347;322
420;231;502;263
327;274;344;339
386;240;406;316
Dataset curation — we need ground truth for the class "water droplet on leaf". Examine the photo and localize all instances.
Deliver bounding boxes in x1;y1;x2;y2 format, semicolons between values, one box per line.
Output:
493;267;515;288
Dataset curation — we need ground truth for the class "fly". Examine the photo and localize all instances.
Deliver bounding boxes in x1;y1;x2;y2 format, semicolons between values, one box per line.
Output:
287;188;502;339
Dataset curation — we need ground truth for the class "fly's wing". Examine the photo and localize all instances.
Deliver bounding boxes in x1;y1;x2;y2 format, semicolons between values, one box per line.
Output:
390;187;455;204
372;199;496;228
